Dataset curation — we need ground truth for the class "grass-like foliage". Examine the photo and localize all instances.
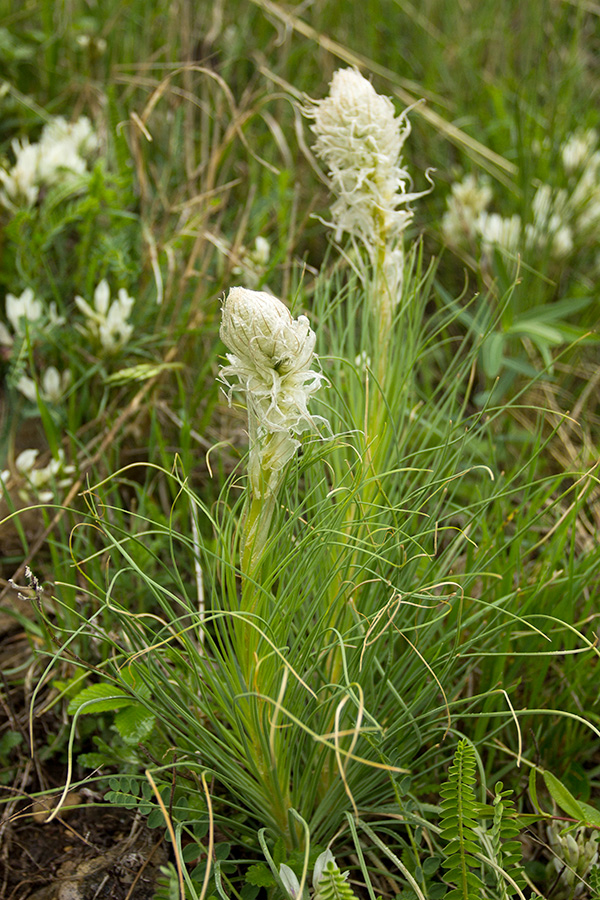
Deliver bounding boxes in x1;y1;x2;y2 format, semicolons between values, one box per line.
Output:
0;3;599;899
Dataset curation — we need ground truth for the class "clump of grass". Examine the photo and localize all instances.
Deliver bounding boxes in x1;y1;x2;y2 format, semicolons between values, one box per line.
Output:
1;4;599;899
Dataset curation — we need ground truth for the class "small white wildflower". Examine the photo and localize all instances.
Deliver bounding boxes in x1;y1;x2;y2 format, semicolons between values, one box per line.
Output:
75;280;135;353
477;212;522;254
219;286;326;498
307;67;417;247
41;115;99;160
0;115;98;210
21;366;72;403
442;174;493;245
5;287;44;334
561;129;598;173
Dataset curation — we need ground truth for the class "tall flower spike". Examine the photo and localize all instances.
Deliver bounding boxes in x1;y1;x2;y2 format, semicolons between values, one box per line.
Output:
306;68;431;334
219;287;326;499
306;69;427;251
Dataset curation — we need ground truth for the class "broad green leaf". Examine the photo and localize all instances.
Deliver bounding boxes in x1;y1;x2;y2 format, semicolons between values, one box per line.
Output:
114;704;156;744
68;683;133;715
543;771;586;821
481;331;505;377
577;800;600;828
508;320;563;344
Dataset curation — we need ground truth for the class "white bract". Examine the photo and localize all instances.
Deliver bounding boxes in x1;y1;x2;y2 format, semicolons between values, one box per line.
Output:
219;286;325;498
75;279;135;353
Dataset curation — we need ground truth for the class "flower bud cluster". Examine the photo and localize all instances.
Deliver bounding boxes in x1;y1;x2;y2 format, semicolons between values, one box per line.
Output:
546;823;599;898
219;287;325;497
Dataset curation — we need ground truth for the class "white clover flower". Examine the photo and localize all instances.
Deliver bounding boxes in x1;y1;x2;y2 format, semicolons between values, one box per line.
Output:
75;280;135;353
219;286;326;498
5;288;44;334
441;174;493;245
307;67;417;247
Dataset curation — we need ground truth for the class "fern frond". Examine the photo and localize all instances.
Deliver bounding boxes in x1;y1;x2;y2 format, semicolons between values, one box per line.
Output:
439;739;485;900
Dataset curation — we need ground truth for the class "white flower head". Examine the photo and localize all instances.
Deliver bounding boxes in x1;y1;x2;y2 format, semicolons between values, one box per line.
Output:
5;288;44;334
306;67;416;246
219;287;326;497
37;115;98;186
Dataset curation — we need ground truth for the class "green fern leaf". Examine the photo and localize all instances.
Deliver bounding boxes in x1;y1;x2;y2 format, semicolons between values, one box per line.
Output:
439;740;485;900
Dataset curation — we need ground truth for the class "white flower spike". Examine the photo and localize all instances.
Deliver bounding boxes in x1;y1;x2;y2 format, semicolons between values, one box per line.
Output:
219;287;326;498
306;68;431;327
308;67;415;246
